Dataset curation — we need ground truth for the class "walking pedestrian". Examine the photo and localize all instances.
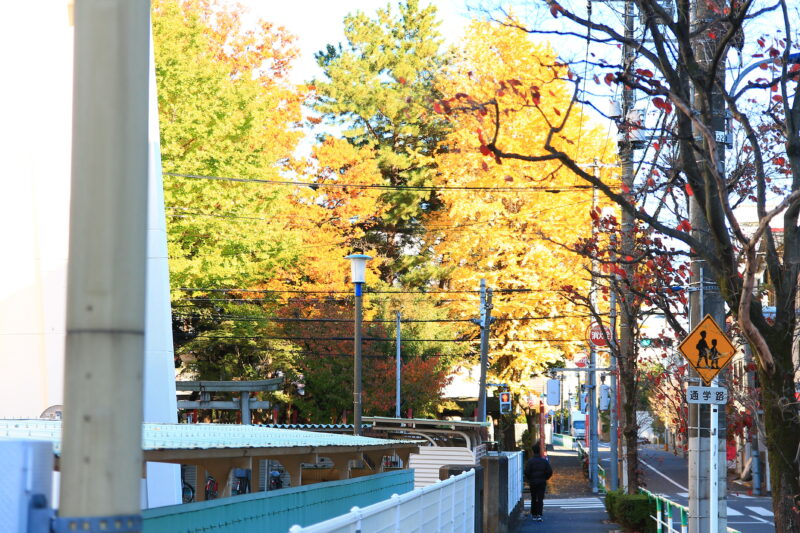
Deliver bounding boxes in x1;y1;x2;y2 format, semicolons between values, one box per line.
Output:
524;442;553;522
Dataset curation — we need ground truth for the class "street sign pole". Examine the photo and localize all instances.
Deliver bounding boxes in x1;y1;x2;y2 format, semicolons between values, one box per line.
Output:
710;394;719;533
679;314;731;533
686;384;727;533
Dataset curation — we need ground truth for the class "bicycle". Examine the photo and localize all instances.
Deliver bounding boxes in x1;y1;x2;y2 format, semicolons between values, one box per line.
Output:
204;474;218;500
182;480;195;503
180;464;195;503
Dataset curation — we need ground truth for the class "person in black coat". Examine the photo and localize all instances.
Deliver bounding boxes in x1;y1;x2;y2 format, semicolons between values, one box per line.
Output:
524;442;553;521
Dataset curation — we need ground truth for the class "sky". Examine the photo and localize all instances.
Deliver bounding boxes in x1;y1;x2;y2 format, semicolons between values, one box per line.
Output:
244;0;478;83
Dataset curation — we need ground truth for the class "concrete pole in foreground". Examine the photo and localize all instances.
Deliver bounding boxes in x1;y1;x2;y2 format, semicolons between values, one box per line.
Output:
59;0;150;524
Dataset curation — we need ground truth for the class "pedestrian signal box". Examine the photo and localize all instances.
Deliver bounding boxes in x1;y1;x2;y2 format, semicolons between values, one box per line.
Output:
499;391;512;414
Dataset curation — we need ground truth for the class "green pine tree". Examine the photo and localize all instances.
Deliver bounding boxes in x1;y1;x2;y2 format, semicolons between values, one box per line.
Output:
312;0;451;284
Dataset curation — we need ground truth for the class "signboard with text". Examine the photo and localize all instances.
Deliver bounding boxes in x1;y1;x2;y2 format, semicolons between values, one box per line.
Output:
588;324;611;347
686;386;728;405
677;315;736;385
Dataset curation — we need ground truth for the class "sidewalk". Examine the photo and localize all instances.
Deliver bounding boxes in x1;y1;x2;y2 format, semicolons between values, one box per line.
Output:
517;443;621;533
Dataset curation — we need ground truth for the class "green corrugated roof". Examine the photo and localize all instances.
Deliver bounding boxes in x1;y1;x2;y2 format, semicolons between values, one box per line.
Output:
0;420;417;455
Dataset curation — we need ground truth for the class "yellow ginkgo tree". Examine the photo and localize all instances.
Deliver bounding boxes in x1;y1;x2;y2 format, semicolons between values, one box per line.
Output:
430;20;617;437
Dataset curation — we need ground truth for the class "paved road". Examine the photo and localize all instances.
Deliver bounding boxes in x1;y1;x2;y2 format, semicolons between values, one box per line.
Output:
600;444;776;533
518;444;619;533
520;497;616;533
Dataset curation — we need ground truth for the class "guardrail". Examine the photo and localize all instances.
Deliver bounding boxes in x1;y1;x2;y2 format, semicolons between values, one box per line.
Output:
597;464;607;494
574;440;608;494
288;469;476;533
551;432;574;448
639;489;741;533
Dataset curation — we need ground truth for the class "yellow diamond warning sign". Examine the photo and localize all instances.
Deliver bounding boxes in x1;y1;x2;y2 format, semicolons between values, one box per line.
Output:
678;315;736;385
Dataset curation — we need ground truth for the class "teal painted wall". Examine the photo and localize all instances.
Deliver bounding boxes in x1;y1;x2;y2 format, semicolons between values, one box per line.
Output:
143;470;414;533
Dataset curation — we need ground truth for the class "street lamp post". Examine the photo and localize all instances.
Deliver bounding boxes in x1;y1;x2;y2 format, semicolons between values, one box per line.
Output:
730;52;800;97
346;253;371;436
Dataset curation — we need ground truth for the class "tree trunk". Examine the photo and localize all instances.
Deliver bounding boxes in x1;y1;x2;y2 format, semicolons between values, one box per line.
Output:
758;342;800;532
524;409;536;457
619;364;640;494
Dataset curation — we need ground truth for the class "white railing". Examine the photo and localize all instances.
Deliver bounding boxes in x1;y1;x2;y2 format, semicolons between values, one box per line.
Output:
289;469;476;533
504;451;523;515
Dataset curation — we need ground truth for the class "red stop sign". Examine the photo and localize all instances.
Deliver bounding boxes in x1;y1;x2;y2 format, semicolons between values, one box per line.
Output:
589;324;610;347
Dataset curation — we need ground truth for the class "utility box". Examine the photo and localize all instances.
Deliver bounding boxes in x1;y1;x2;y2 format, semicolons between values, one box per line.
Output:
0;440;53;533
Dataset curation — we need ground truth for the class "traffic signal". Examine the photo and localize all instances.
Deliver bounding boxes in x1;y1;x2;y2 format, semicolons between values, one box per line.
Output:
499;391;512;414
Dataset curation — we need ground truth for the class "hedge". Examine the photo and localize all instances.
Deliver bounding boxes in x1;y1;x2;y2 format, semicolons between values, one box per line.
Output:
604;490;657;533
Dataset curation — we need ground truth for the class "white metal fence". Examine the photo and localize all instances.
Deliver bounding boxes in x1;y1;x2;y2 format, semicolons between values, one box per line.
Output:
288;469;476;533
503;451;523;515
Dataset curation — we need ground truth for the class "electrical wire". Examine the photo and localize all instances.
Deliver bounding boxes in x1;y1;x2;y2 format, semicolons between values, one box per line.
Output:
171;313;598;323
174;287;565;295
190;334;586;343
164;172;592;193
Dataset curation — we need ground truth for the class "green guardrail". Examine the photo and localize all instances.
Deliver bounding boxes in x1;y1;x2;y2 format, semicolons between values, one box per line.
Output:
573;440;608;494
597;464;607;495
552;432;574;449
639;488;741;533
143;470;414;533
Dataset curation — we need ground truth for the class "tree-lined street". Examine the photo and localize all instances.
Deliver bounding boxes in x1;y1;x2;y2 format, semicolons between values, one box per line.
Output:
3;0;799;530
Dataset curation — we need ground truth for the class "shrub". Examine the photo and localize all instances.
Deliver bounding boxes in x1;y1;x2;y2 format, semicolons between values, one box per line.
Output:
604;490;656;533
604;490;621;520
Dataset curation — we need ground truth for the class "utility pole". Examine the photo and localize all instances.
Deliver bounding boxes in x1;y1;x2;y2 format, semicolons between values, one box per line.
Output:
608;239;619;491
688;0;728;528
588;180;599;493
617;0;636;494
59;1;150;529
476;279;494;422
396;311;401;418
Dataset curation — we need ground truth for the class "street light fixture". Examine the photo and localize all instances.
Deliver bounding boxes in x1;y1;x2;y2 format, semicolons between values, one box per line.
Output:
345;253;371;436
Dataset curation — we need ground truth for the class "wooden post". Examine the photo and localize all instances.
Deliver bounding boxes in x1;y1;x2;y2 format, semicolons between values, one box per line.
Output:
59;0;150;522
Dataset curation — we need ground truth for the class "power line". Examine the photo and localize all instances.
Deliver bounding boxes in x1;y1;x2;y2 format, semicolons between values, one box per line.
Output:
174;314;473;323
191;335;586;343
181;349;460;360
164;199;593;225
172;313;597;323
176;287;479;295
174;287;565;295
164;172;593;193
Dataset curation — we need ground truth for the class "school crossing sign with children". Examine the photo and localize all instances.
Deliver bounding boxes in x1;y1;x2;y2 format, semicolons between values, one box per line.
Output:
678;314;736;385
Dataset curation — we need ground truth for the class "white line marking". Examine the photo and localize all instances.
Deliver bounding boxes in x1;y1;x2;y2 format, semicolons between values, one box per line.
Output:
640;458;689;492
745;506;774;517
677;492;689;498
725;507;742;516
